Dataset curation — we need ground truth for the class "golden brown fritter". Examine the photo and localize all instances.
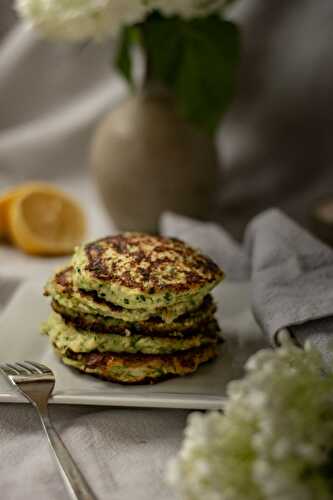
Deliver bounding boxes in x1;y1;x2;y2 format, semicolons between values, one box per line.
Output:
45;266;208;323
56;343;219;384
72;233;224;310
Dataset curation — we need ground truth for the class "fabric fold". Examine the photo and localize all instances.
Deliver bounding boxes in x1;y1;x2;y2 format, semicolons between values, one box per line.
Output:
161;209;333;359
244;209;333;346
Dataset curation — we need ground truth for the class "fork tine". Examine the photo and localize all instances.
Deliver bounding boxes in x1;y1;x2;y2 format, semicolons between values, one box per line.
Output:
5;363;22;375
24;361;53;374
15;362;34;374
0;363;19;376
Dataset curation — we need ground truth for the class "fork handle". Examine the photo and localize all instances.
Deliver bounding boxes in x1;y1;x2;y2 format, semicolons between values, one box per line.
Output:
38;413;98;500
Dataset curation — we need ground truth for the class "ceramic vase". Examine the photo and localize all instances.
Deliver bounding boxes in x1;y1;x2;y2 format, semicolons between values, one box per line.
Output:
91;86;220;232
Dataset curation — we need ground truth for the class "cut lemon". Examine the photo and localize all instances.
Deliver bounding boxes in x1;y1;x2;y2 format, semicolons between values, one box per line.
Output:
0;183;86;255
0;182;51;238
0;186;27;239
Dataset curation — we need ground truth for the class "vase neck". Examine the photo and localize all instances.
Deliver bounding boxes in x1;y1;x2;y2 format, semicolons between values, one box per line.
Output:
142;79;170;98
141;31;170;98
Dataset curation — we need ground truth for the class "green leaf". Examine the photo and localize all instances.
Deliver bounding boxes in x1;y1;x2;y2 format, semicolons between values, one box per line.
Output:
142;14;240;133
115;26;139;87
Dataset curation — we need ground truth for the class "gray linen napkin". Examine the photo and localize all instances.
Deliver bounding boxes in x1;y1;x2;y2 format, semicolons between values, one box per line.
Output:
244;209;333;353
161;209;333;361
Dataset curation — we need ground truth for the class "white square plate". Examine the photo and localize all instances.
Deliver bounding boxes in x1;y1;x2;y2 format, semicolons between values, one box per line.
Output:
0;279;266;409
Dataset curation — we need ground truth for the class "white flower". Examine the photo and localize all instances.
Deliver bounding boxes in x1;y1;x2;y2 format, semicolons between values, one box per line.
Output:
16;0;230;42
16;0;149;41
167;340;333;500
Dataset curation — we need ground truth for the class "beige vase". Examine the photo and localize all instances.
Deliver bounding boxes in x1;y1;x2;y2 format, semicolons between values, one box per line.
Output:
91;88;220;233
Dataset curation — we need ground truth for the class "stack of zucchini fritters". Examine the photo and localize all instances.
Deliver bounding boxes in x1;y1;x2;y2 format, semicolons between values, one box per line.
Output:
43;233;224;384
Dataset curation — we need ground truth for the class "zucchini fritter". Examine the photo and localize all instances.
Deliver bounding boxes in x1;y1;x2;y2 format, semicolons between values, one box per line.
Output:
72;233;223;310
57;344;219;384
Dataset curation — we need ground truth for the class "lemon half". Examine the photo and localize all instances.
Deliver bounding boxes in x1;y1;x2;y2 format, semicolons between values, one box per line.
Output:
0;183;86;256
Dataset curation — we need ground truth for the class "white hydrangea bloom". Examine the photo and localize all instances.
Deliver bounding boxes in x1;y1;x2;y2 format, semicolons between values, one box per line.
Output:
16;0;229;42
167;340;333;500
16;0;149;41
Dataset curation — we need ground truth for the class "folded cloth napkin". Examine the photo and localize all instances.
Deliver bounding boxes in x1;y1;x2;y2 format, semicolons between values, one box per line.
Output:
244;209;333;361
161;208;333;364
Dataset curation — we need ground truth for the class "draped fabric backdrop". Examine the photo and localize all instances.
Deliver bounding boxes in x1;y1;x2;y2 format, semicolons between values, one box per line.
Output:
0;0;332;241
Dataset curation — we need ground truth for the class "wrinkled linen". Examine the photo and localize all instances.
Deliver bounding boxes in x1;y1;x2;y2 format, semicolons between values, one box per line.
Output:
162;210;333;363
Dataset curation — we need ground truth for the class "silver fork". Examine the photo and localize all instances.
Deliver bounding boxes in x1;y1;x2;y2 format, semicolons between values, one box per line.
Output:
0;361;97;500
